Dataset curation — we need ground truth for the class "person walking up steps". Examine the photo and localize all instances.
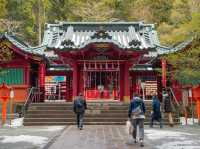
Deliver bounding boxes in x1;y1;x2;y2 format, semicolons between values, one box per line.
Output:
150;93;163;128
73;93;87;130
128;94;146;147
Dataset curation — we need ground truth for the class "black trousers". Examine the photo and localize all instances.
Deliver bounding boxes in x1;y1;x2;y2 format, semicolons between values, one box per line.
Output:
150;114;163;128
76;113;84;128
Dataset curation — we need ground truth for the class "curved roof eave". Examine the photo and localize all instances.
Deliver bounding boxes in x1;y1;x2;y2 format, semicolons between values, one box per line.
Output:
155;39;193;56
53;41;150;53
1;33;46;60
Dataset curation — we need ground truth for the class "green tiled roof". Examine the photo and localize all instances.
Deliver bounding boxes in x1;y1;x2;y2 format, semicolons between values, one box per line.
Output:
0;22;193;59
42;21;160;50
1;33;46;56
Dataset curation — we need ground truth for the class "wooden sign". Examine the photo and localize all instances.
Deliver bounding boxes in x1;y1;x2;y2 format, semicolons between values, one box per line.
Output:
145;81;157;96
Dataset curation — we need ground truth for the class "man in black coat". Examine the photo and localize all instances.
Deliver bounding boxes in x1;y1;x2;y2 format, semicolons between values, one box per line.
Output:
73;93;87;130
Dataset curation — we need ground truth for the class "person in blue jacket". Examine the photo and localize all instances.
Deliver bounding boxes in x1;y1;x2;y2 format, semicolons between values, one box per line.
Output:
150;93;163;128
128;93;146;147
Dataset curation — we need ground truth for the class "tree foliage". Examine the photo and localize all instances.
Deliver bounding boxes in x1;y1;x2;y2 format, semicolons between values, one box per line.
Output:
165;36;200;85
0;0;196;46
72;0;116;21
165;12;200;85
0;0;7;18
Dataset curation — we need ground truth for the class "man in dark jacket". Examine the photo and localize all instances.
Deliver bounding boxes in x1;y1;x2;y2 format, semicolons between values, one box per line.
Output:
150;94;163;128
73;93;87;130
128;94;146;147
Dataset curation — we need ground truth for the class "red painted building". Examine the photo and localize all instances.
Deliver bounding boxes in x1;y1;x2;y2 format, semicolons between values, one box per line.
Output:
0;22;190;103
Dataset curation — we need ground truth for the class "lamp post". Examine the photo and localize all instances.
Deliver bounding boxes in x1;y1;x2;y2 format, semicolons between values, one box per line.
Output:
10;88;14;125
141;82;145;101
0;83;10;126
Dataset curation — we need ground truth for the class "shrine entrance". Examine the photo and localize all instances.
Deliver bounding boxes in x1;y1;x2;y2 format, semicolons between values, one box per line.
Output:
83;71;120;100
79;60;120;100
57;43;144;101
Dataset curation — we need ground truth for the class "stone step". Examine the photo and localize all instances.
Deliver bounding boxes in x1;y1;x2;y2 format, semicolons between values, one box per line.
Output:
29;103;158;107
27;109;179;117
30;103;153;108
28;106;129;110
24;117;180;123
25;113;179;118
25;113;128;118
24;102;180;126
27;109;129;113
27;107;158;111
30;102;130;106
24;121;180;126
29;105;159;110
31;103;129;106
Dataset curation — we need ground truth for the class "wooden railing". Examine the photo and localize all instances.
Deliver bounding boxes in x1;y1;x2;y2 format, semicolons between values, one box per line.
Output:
168;87;180;107
167;87;181;118
23;87;41;115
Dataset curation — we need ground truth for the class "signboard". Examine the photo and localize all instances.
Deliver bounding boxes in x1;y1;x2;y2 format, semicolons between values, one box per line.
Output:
45;76;66;83
45;76;66;95
145;81;157;96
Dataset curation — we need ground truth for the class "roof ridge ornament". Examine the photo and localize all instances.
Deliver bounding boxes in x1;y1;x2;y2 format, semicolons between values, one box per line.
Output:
129;39;141;47
91;30;112;40
61;39;75;47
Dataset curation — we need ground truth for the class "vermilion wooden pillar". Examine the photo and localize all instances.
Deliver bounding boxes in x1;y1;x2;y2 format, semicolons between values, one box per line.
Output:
39;63;45;102
161;58;167;88
72;62;78;100
124;62;130;102
192;85;200;124
39;63;45;87
120;64;124;101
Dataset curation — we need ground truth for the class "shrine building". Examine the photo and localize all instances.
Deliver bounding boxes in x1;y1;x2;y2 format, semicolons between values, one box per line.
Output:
0;22;190;103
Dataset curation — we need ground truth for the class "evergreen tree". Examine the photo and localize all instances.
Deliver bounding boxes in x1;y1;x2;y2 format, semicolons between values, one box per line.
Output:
147;0;173;24
170;0;191;26
165;13;200;85
0;0;7;18
71;0;116;21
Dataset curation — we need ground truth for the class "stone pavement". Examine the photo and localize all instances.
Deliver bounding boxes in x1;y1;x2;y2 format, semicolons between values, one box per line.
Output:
0;125;200;149
48;125;200;149
48;125;154;149
0;126;65;149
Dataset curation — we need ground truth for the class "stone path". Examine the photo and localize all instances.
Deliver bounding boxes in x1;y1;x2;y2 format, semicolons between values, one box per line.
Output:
48;125;200;149
48;125;154;149
0;125;200;149
0;126;65;149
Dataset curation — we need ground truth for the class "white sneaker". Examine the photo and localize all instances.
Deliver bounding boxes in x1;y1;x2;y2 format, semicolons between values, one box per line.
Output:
140;139;144;147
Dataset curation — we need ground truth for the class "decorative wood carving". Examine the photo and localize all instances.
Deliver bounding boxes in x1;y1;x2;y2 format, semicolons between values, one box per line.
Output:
0;41;13;62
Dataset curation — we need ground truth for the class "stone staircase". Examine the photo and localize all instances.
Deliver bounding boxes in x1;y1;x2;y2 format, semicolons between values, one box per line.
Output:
23;101;180;126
